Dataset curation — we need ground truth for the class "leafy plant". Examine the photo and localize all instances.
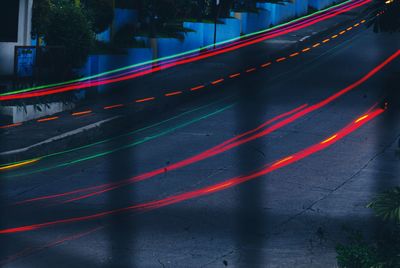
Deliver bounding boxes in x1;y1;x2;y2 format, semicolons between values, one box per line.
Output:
83;0;114;34
336;232;379;268
368;187;400;223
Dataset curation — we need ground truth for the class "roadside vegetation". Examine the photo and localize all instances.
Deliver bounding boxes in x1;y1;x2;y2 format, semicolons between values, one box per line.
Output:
335;1;400;267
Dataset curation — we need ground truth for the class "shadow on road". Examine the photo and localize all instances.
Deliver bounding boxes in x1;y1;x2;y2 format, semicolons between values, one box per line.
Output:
106;113;137;268
234;74;270;267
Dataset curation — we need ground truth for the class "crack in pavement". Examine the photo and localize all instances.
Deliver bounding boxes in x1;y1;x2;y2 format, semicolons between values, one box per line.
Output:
271;132;400;236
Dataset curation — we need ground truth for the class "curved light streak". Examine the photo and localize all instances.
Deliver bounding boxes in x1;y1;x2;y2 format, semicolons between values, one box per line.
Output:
14;48;400;205
4;102;235;178
0;0;370;101
45;49;400;204
17;103;308;204
0;108;384;235
0;158;41;171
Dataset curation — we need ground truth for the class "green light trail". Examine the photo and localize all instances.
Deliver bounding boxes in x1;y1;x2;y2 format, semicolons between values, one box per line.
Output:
4;103;234;178
0;0;354;97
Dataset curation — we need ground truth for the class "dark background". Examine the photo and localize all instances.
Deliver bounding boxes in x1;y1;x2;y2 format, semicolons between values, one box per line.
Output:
0;0;20;42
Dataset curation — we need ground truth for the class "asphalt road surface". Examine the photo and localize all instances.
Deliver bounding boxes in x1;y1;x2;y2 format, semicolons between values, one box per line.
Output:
0;21;400;267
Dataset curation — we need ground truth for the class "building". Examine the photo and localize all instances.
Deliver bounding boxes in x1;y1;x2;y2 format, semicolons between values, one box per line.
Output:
0;0;33;77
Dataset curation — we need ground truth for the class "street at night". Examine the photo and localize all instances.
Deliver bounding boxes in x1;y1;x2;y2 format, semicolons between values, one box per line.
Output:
0;0;399;267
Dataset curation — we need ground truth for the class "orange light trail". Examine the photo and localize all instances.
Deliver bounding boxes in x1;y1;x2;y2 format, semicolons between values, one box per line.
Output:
261;62;272;68
290;52;300;57
104;104;124;110
190;85;205;91
165;91;182;97
229;73;241;78
332;34;338;38
0;0;371;101
72;110;92;116
246;68;257;73
339;30;346;35
0;123;22;129
211;79;224;85
276;57;287;62
0;108;384;234
37;116;59;122
135;97;155;103
14;49;400;206
302;47;311;52
322;38;330;43
312;43;321;47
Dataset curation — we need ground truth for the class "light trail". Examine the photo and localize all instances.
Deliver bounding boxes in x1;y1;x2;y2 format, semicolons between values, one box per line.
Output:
0;108;384;235
0;0;362;99
0;0;370;101
0;123;22;129
104;104;124;110
7;103;235;180
0;226;103;266
43;49;400;204
14;49;400;204
71;110;92;116
0;158;40;171
0;15;363;131
37;116;59;123
17;103;308;205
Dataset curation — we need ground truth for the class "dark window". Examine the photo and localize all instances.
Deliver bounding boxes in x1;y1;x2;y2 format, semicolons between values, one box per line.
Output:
0;0;20;42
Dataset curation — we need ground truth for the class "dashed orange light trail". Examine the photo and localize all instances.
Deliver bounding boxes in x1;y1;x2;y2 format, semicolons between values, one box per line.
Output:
15;49;400;205
0;107;384;235
0;0;370;101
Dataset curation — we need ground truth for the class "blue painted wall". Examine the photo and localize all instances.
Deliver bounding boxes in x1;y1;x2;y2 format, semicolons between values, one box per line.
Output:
82;0;344;91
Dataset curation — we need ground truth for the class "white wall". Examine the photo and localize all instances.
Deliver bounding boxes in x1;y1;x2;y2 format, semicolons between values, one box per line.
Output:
0;0;33;76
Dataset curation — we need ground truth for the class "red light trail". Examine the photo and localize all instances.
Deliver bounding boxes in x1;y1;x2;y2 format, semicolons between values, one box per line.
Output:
17;103;309;205
0;107;384;235
0;0;370;101
14;48;400;205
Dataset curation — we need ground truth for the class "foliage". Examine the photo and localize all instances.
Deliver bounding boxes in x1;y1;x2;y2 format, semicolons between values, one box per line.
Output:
31;0;115;79
336;186;400;267
43;1;93;69
368;187;400;223
83;0;114;34
336;231;380;268
31;0;52;38
336;226;400;268
365;0;400;32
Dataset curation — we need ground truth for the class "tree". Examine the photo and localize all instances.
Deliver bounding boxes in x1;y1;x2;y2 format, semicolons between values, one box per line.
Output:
83;0;115;34
31;0;52;40
32;0;94;80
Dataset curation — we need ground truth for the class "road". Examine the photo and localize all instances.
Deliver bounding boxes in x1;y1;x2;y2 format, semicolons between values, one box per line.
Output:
0;18;400;267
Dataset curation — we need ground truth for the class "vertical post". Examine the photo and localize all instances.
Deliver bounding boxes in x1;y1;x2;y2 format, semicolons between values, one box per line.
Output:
110;0;115;37
213;0;220;49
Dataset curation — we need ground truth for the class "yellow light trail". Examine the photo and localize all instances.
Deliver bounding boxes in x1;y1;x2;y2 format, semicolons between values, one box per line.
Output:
321;134;338;144
0;158;40;171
